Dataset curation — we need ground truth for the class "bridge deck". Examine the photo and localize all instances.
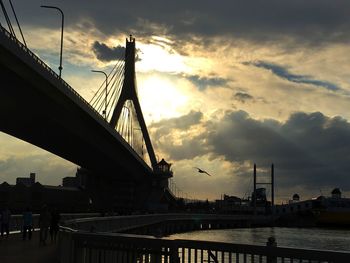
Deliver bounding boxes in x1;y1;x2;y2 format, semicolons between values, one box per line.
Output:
0;24;152;179
0;232;58;263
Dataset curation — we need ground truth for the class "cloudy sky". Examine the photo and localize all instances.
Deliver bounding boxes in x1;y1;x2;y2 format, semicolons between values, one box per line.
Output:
1;0;350;202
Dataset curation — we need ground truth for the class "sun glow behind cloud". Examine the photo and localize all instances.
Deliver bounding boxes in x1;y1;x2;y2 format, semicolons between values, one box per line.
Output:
137;41;188;73
138;74;188;123
134;37;195;123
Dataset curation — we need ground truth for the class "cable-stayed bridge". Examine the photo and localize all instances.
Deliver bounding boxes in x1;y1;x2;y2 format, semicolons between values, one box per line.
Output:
0;17;174;210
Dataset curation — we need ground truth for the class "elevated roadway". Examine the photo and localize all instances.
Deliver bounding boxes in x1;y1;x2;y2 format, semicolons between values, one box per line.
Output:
0;26;152;181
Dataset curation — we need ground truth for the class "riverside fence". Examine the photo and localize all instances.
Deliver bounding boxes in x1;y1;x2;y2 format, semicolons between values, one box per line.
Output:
59;214;350;263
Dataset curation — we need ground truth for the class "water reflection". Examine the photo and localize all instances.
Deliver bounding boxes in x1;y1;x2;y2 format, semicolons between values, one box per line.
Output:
169;227;350;252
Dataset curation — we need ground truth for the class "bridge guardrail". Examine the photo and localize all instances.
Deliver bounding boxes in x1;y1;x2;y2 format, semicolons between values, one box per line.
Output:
63;213;271;233
8;213;100;233
0;25;104;123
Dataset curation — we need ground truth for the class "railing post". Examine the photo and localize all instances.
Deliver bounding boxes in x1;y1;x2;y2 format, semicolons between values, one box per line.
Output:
266;236;277;263
169;244;180;263
59;230;75;263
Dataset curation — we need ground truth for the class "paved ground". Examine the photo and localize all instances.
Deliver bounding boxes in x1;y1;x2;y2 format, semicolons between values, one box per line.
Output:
0;231;59;263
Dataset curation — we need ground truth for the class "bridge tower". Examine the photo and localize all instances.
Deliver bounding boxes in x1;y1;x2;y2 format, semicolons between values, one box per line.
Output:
106;36;174;212
109;36;158;170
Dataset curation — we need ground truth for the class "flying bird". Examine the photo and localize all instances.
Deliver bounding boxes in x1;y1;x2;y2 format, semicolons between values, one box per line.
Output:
194;167;212;176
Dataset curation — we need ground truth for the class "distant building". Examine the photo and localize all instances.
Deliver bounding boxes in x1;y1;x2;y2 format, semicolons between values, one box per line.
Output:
62;176;78;187
275;197;313;215
252;188;267;205
290;193;300;203
215;194;262;214
0;181;90;213
331;188;341;199
274;188;349;216
215;194;242;212
16;172;36;187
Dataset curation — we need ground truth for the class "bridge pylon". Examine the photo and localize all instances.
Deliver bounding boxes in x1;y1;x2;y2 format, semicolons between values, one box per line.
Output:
109;36;157;170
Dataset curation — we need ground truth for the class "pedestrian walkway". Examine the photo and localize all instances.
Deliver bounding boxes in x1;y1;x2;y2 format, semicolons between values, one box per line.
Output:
0;231;59;263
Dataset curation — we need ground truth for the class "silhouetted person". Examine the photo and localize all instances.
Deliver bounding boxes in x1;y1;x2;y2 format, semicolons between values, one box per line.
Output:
22;207;33;240
39;204;51;245
1;206;11;238
50;207;60;243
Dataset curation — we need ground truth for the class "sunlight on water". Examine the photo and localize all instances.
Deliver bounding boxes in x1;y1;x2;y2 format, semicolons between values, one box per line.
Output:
169;227;350;252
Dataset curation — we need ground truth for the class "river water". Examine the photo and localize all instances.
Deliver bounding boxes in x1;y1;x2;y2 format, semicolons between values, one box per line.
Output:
169;227;350;252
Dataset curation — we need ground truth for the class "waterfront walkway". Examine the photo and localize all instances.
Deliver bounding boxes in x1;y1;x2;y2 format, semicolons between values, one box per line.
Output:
0;231;59;263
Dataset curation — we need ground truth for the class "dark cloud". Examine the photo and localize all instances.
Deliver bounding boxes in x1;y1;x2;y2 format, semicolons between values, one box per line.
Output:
234;92;254;103
149;110;207;160
12;0;350;50
245;61;341;91
92;41;125;61
152;110;350;192
208;111;350;191
185;74;229;90
150;110;203;137
159;135;207;161
151;110;202;130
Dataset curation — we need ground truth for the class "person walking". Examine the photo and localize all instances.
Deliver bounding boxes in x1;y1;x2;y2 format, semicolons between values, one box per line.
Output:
22;207;33;240
39;204;51;245
1;206;11;238
50;207;60;243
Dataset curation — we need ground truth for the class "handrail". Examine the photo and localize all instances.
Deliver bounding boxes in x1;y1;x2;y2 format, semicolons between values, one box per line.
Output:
8;213;100;233
46;213;350;262
59;217;350;263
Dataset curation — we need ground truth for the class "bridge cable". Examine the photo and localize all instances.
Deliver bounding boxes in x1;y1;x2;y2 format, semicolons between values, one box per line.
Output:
129;106;134;146
100;62;124;117
106;64;125;119
106;66;124;120
98;62;124;120
120;105;131;144
90;60;125;117
0;0;16;36
89;60;121;106
90;66;119;115
106;62;124;104
8;0;26;46
90;67;116;109
118;106;127;138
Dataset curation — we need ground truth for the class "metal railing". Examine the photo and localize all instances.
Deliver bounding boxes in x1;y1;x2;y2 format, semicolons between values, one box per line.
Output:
60;227;350;263
63;213;271;233
8;213;100;233
59;214;350;263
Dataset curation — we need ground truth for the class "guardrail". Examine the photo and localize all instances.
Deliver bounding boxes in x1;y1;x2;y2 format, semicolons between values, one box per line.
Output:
59;226;350;263
0;25;104;122
59;214;350;263
63;213;269;233
8;213;100;233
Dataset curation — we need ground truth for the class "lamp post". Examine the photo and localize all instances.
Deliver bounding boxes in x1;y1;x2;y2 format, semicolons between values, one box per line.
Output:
41;5;64;78
91;70;108;120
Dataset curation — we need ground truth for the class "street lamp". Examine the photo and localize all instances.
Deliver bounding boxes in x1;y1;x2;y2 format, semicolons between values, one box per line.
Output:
91;70;108;120
41;5;64;78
